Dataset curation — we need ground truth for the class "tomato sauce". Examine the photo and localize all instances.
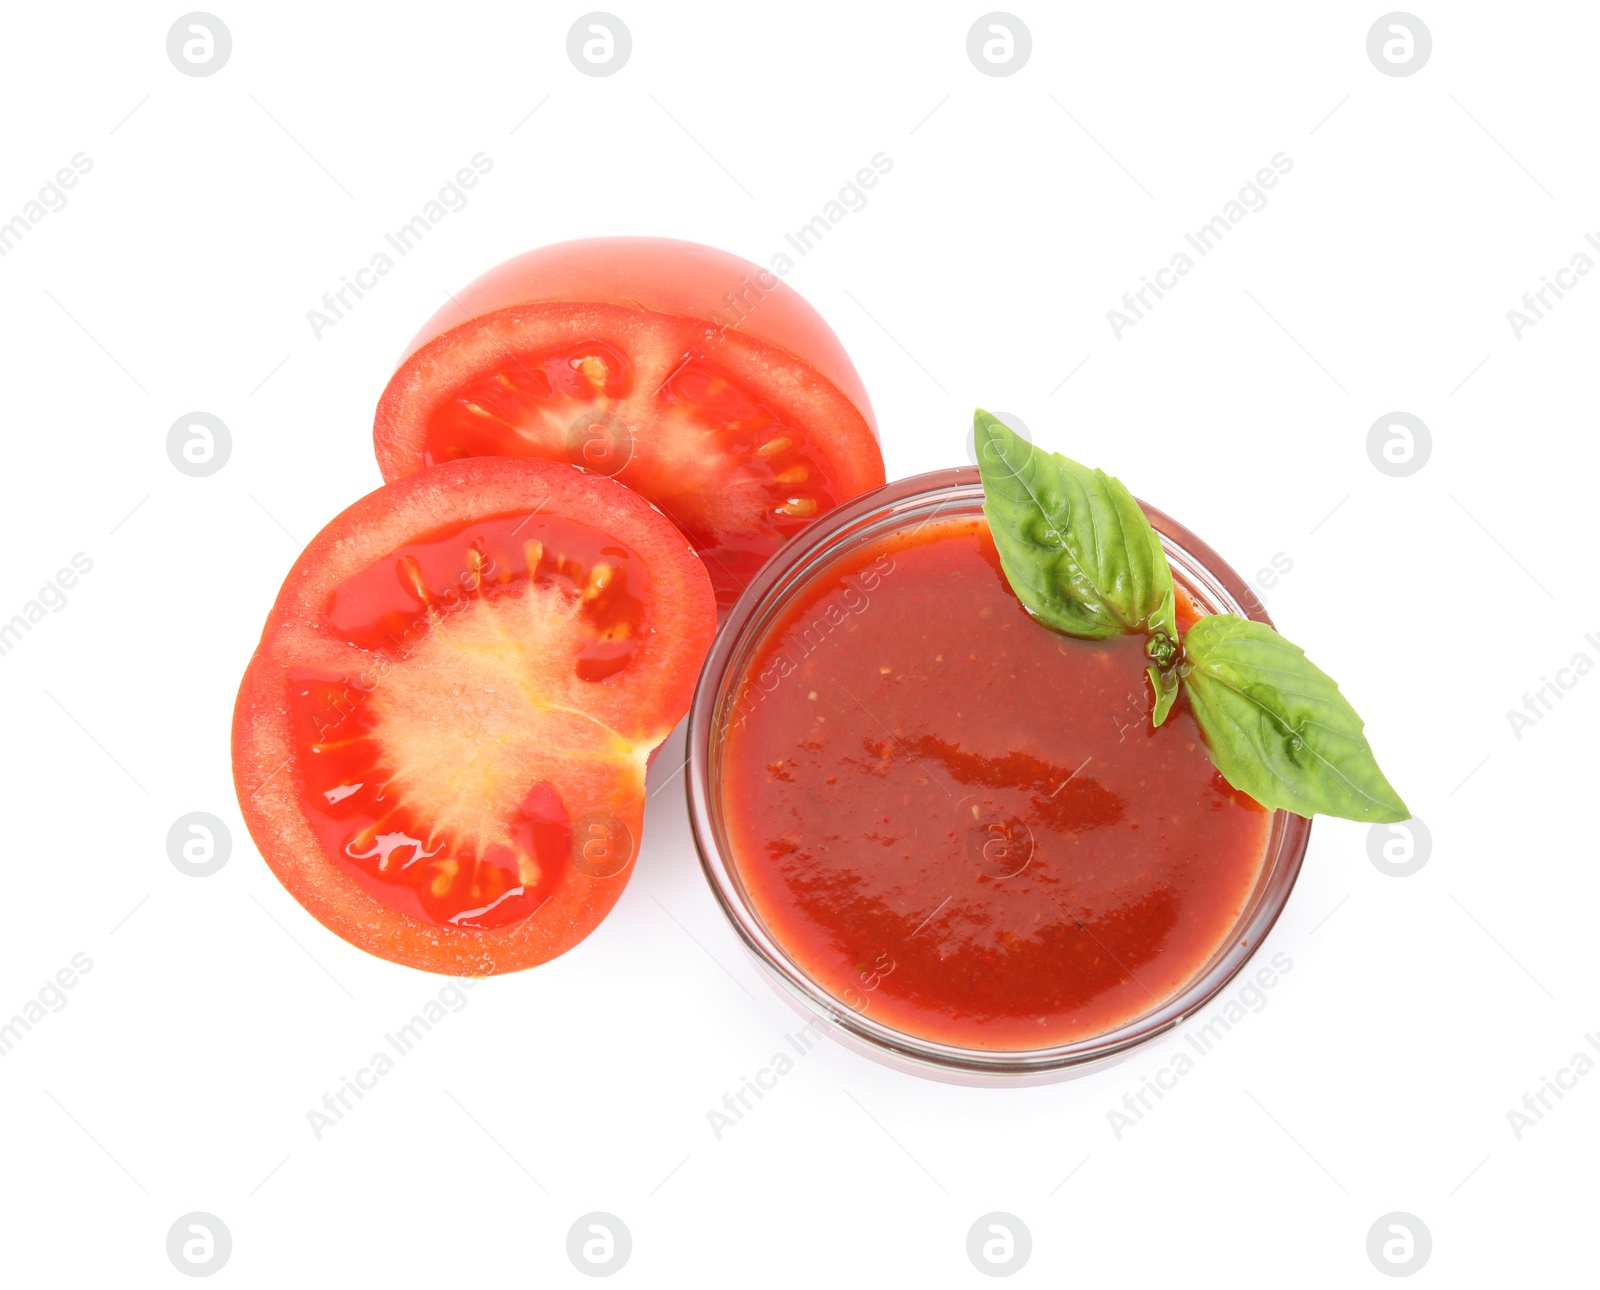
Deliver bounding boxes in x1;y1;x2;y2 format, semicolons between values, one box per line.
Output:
720;516;1271;1050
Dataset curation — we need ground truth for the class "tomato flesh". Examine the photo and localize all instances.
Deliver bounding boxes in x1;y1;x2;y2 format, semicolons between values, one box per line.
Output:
289;677;572;930
420;340;842;605
319;511;647;680
373;239;885;611
285;512;648;931
233;457;716;975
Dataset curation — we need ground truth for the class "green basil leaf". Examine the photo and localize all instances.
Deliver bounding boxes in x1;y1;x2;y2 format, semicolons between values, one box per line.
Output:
975;410;1177;642
1182;614;1409;823
1147;664;1180;727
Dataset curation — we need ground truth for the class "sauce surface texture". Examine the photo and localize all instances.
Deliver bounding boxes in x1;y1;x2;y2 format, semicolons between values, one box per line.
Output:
720;516;1271;1050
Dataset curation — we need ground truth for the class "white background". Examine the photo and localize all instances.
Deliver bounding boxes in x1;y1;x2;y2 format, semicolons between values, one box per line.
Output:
1;2;1593;1284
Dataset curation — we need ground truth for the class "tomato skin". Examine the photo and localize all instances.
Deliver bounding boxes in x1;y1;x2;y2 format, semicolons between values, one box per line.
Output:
388;237;877;429
232;457;715;976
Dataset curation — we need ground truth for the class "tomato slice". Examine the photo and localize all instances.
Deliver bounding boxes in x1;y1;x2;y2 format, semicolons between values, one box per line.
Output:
232;457;715;974
372;238;886;609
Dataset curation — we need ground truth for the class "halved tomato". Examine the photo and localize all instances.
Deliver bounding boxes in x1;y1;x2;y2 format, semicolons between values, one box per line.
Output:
232;457;715;975
372;238;886;609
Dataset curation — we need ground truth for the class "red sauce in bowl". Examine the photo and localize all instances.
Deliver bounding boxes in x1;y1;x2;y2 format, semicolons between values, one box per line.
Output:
720;514;1271;1051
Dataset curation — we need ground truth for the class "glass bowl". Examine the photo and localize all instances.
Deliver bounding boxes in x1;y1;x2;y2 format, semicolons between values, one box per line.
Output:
685;467;1311;1085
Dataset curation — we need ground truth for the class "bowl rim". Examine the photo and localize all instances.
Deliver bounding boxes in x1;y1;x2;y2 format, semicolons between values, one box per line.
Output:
684;466;1311;1085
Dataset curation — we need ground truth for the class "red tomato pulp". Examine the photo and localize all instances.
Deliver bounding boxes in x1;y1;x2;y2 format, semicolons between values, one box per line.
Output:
233;458;715;975
720;515;1272;1050
373;238;886;610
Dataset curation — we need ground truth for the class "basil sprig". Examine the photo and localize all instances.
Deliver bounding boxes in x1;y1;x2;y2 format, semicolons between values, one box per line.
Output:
976;411;1178;645
974;410;1407;824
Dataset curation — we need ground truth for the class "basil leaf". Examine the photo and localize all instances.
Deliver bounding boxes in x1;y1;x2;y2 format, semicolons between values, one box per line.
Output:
1182;614;1409;822
1147;664;1179;727
975;410;1177;642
